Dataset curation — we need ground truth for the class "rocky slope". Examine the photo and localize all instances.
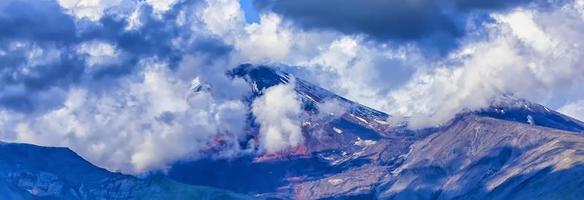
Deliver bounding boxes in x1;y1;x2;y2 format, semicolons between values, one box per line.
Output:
377;115;584;200
167;64;584;199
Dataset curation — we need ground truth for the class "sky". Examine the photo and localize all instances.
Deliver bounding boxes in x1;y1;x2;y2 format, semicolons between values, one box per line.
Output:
0;0;584;174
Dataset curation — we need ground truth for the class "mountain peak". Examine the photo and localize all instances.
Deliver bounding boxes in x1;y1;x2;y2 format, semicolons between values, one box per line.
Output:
476;96;584;132
229;64;293;93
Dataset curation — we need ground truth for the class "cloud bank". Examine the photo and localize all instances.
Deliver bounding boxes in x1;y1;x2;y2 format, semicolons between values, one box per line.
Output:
0;0;252;173
237;0;584;127
383;4;584;128
7;60;248;173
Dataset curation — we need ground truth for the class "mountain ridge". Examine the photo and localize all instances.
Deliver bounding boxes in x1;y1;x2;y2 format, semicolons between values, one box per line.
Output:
0;142;253;200
166;64;584;199
1;64;583;199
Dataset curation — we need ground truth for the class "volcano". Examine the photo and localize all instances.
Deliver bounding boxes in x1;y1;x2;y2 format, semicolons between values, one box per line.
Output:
1;64;583;199
165;64;584;199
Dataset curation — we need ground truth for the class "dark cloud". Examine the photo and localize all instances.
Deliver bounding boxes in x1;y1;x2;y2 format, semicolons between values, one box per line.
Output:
255;0;530;51
452;0;529;11
0;0;76;43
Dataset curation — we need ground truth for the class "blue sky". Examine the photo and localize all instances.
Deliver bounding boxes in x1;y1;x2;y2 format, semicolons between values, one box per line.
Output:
0;0;583;173
240;0;260;23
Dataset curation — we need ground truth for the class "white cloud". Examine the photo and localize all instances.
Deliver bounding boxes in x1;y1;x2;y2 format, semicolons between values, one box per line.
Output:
202;6;415;111
0;110;22;141
301;36;416;110
57;0;128;21
18;42;63;68
251;79;304;154
146;0;177;14
559;100;584;122
383;6;584;128
494;10;556;52
200;0;296;63
5;59;248;174
76;40;121;68
236;14;292;61
215;1;584;130
317;99;347;119
57;0;176;21
200;0;245;39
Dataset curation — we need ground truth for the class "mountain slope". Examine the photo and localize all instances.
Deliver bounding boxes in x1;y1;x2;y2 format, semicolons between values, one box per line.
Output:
168;64;584;199
0;142;253;200
374;115;584;199
167;65;413;198
3;64;583;199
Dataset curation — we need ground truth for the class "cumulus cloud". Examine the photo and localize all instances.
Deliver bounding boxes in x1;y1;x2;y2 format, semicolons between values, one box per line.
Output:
199;6;417;110
0;0;252;173
57;0;130;21
0;0;80;111
199;0;297;62
252;79;304;154
56;0;178;21
227;0;584;129
6;59;248;174
0;0;232;111
145;0;178;14
76;40;122;69
383;4;584;128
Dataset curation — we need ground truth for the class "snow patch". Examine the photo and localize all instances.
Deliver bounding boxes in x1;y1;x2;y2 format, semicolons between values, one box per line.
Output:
351;114;369;124
354;137;376;146
527;115;535;125
327;178;343;186
332;127;343;134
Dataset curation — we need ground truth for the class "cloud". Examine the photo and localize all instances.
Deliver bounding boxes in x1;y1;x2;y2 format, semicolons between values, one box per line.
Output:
252;79;304;154
224;0;584;130
145;0;178;14
317;98;347;119
254;0;531;52
1;0;583;174
56;0;130;21
0;0;81;111
76;40;122;69
226;0;584;130
0;0;252;173
383;4;584;128
56;0;179;21
0;0;233;112
6;59;248;174
198;6;418;111
0;0;77;42
559;100;584;122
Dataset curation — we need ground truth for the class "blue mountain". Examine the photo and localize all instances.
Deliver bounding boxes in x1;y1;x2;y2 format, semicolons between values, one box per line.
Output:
0;142;252;199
